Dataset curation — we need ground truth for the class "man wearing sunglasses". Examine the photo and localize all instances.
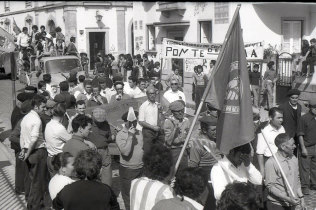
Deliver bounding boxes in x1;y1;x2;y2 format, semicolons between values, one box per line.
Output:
163;78;186;105
109;81;131;103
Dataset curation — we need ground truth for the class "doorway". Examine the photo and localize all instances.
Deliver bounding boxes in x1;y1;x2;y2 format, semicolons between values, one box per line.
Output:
89;32;105;70
167;30;184;86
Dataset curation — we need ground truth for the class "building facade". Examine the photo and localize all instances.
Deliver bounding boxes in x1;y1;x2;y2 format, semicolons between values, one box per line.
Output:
0;1;133;69
133;2;316;103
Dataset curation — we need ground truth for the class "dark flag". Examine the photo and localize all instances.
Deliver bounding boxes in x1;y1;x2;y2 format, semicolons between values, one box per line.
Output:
205;9;254;154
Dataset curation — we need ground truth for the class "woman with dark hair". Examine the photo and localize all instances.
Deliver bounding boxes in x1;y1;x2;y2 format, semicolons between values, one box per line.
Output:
152;167;207;210
52;149;120;210
130;144;174;210
49;152;75;200
217;182;260;210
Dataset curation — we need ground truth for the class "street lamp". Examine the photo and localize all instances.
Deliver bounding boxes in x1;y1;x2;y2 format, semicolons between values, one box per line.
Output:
95;10;103;22
79;30;84;35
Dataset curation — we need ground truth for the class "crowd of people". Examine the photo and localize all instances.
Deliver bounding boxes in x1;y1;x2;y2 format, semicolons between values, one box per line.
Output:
7;26;315;209
15;24;83;74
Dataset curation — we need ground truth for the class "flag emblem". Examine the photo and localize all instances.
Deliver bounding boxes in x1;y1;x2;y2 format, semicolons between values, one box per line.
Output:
224;61;243;114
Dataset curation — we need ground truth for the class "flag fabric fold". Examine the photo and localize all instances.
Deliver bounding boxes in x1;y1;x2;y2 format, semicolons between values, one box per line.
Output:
205;11;254;154
13;18;21;35
0;27;15;53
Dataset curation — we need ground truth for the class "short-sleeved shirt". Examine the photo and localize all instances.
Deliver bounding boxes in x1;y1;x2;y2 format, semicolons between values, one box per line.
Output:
163;89;186;104
139;100;158;127
62;135;89;157
45;119;72;157
297;111;316;147
256;124;285;157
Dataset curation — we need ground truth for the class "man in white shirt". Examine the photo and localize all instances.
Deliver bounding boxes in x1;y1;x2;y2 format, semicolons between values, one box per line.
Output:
134;78;147;98
211;143;263;200
124;76;142;98
74;80;93;103
139;86;163;153
20;95;49;209
256;107;285;177
163;78;186;104
99;77;116;102
17;27;30;60
45;103;72;178
17;27;30;49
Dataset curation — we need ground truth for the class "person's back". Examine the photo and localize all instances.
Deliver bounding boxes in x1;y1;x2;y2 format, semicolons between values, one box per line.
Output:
152;196;199;210
53;180;117;210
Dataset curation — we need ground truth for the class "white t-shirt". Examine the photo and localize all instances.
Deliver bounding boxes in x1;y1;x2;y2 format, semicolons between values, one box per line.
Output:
256;124;285;157
49;174;75;200
45;119;72;157
163;89;186;104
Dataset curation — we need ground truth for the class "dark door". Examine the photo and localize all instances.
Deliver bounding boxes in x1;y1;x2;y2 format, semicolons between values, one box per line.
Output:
89;32;105;70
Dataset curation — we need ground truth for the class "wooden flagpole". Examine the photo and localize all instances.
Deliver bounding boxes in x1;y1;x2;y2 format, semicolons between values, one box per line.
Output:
261;130;296;198
173;4;242;176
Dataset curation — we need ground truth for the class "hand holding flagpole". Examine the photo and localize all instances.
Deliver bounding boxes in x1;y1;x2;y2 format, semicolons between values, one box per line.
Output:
261;130;296;198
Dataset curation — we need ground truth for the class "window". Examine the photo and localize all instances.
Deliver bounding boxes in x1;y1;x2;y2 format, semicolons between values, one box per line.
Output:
199;21;212;43
25;1;32;8
139;20;143;30
214;2;229;24
147;25;156;51
282;20;302;54
134;21;138;30
4;1;10;12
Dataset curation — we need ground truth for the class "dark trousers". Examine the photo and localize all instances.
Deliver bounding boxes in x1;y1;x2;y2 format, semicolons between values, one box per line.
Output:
46;156;56;179
197;166;216;210
142;127;164;154
299;144;316;189
119;165;143;210
170;147;188;177
267;201;296;210
194;86;206;114
26;148;50;210
15;151;30;194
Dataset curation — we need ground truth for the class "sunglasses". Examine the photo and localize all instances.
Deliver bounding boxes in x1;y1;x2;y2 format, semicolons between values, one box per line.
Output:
171;83;178;85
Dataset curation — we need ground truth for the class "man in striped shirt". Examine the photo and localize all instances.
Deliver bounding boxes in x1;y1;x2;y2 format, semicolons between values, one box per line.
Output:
130;144;174;210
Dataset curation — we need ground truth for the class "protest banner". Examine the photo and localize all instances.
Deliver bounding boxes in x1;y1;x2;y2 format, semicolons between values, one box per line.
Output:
0;27;15;53
162;38;264;61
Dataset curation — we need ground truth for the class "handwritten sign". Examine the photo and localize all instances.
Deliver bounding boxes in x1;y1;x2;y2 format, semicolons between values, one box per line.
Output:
162;38;264;60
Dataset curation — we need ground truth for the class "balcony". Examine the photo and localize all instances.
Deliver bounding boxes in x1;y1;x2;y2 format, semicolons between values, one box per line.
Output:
157;2;186;18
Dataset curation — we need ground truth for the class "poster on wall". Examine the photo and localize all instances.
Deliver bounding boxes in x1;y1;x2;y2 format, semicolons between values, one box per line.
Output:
162;38;264;60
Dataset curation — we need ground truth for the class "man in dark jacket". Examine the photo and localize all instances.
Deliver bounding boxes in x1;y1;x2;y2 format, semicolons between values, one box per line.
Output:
278;89;302;156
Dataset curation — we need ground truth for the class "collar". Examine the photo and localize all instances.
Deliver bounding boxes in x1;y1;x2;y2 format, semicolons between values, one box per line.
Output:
183;196;203;210
267;123;283;132
276;150;292;162
147;100;157;105
289;101;297;110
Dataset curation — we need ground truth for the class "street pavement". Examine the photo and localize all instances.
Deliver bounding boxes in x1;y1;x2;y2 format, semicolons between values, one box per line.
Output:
0;80;316;209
